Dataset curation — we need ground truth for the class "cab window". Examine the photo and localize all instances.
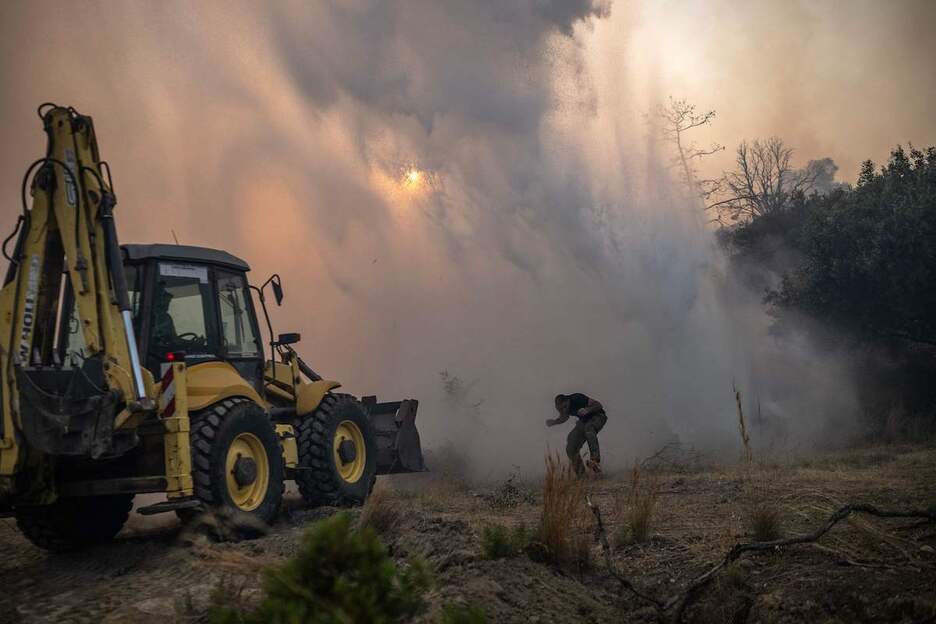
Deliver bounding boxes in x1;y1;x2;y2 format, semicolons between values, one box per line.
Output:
150;262;217;357
216;271;261;358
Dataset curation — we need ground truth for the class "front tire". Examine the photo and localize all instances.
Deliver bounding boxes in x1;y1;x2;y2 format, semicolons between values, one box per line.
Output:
189;398;284;524
296;393;377;507
15;494;133;552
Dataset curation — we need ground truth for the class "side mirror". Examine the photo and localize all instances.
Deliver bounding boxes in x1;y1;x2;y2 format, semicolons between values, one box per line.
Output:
276;332;301;346
271;278;284;306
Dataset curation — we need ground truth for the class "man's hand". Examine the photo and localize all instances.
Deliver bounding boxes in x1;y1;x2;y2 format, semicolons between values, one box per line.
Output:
548;412;570;427
577;407;589;417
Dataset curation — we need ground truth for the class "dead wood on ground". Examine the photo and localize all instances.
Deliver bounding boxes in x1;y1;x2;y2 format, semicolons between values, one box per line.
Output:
586;497;936;624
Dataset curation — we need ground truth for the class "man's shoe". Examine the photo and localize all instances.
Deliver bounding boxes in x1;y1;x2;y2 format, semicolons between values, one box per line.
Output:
586;458;602;473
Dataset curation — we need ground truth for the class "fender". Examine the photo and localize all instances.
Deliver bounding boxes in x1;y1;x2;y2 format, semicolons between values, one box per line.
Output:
184;361;265;411
296;380;342;416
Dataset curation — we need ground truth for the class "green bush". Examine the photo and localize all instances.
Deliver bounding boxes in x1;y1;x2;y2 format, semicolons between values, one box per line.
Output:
480;522;530;560
438;603;487;624
210;513;429;624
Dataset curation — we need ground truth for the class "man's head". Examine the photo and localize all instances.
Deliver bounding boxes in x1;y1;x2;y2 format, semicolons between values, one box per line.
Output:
554;394;569;413
154;281;173;313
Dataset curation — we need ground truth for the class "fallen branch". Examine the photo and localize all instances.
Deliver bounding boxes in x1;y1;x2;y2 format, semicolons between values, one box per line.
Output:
666;503;936;623
809;543;912;571
585;496;936;624
639;441;708;473
585;495;664;614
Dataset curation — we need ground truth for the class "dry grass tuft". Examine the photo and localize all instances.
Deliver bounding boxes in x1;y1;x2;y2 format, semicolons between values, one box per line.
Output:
191;543;274;575
358;486;402;537
732;384;784;542
537;453;591;570
615;463;660;546
746;500;783;542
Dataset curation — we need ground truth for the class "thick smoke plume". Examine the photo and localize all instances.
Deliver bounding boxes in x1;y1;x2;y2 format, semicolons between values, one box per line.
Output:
1;1;931;478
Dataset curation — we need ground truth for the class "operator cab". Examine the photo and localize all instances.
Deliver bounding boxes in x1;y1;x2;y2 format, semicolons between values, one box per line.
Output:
120;244;265;389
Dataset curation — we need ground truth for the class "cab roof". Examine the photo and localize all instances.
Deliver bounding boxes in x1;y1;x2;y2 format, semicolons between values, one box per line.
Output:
121;244;250;272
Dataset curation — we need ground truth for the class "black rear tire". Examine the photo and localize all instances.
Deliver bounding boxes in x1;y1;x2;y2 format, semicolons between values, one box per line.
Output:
186;397;284;525
296;393;377;507
15;494;133;552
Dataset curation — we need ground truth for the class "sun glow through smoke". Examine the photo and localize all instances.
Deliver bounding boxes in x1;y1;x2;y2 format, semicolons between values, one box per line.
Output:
402;166;426;191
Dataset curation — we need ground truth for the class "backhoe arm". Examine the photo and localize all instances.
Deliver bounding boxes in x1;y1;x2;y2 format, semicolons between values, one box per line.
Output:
0;105;149;478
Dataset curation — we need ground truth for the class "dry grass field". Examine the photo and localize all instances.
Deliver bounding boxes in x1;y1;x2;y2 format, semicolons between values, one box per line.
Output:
0;444;934;623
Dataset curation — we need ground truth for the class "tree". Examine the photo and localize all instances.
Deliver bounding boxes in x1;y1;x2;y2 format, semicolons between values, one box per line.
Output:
768;145;936;348
653;97;724;206
707;137;823;224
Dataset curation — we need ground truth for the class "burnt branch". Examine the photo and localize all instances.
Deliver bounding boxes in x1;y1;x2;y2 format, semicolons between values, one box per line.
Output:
666;503;936;623
653;97;723;205
587;494;936;624
586;496;665;614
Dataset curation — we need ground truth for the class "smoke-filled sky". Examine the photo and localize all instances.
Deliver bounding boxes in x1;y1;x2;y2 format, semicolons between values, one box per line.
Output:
1;1;934;476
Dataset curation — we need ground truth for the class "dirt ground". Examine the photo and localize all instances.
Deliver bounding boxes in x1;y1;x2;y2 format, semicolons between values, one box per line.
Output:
1;445;934;624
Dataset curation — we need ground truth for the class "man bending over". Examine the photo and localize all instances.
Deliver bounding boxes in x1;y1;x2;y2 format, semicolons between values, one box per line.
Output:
547;393;607;475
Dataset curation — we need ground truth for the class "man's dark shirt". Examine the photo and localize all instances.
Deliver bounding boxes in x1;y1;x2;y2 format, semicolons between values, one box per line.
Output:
567;392;606;420
566;393;590;415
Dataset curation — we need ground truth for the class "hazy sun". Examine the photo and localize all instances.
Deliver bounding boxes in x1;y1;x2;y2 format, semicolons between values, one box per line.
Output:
402;166;426;191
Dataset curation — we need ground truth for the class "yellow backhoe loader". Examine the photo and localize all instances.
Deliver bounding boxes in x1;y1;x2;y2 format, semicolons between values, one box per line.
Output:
0;104;424;551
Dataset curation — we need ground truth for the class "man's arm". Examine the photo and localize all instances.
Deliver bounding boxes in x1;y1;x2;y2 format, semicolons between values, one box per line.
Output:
576;399;603;418
546;412;570;427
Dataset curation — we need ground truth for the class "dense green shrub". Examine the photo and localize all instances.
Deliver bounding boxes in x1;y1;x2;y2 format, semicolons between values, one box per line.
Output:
720;144;936;430
770;146;936;349
210;513;429;624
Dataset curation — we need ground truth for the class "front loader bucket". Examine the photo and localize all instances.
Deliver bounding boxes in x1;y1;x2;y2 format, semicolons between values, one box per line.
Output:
362;397;426;474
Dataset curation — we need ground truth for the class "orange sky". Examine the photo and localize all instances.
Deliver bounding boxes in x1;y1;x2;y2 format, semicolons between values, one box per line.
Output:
600;0;936;181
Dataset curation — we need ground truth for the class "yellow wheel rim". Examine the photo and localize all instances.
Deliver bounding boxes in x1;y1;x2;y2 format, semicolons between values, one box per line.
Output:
225;432;270;512
333;420;366;483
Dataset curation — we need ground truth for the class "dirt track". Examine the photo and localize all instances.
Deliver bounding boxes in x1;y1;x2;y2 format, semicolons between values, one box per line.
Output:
1;446;934;623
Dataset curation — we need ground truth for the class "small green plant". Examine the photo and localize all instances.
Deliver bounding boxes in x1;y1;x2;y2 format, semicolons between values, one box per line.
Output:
480;522;530;559
207;575;251;615
437;603;488;624
210;513;429;624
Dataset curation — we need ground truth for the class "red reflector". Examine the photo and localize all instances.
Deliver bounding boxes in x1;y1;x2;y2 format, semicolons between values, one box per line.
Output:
166;352;175;362
166;351;186;362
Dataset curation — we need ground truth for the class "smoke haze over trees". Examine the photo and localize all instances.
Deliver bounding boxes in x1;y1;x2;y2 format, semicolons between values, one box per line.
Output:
717;144;936;437
1;1;935;476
